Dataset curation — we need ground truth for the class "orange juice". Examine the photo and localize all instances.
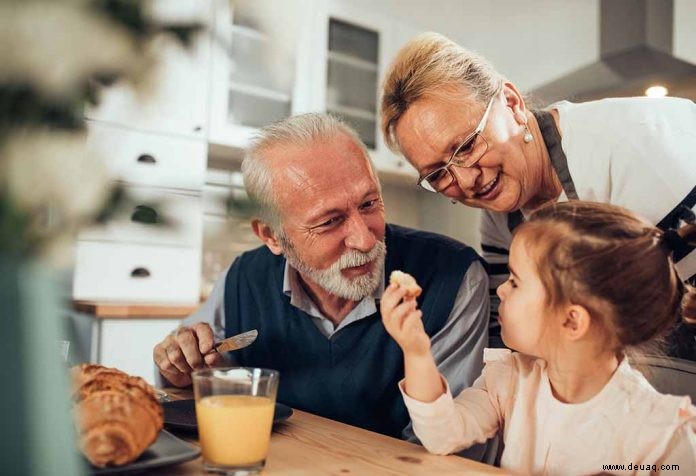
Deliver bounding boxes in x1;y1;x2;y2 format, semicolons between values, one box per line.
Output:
196;395;275;466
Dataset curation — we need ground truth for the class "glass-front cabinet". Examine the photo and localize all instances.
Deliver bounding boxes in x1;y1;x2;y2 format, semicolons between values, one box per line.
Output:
302;0;416;180
208;0;299;148
208;0;416;180
325;18;379;149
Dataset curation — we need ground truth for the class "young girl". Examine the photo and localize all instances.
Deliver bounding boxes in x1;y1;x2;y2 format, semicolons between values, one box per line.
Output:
382;201;696;474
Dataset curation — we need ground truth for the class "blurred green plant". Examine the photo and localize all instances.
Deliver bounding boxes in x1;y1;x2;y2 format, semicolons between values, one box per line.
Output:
0;0;201;265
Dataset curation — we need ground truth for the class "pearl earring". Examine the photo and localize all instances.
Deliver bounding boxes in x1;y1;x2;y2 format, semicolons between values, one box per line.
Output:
523;123;533;143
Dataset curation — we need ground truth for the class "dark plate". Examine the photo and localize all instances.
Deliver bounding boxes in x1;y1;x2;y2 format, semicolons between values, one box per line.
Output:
89;429;199;475
162;399;293;432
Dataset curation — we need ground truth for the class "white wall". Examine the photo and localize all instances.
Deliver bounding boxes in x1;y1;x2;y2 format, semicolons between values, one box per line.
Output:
420;193;483;251
674;0;696;63
344;0;599;91
382;182;422;228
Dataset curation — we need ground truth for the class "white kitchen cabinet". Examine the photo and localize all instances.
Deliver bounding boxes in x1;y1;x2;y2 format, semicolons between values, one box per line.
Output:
326;18;380;149
300;0;417;180
86;123;207;191
85;0;213;139
98;319;180;384
73;241;202;304
76;3;212;306
208;0;304;148
206;0;417;179
79;186;203;248
75;121;207;304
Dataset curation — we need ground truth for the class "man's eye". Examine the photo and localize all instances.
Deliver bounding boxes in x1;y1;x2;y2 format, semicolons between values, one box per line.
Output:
508;278;517;288
318;216;342;228
360;199;378;210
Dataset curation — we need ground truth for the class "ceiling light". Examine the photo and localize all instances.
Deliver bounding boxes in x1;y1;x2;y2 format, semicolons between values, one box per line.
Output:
645;85;668;97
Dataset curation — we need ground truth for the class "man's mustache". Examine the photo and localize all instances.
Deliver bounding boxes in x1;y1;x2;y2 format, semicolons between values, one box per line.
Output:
337;241;386;270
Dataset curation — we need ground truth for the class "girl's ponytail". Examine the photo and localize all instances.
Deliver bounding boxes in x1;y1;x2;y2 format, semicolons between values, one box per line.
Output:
662;218;696;324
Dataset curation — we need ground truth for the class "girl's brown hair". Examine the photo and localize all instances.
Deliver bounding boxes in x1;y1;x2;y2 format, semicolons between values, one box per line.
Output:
516;201;696;350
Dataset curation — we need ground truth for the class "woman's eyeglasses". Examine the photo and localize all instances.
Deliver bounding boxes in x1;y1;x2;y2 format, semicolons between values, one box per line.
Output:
417;89;499;193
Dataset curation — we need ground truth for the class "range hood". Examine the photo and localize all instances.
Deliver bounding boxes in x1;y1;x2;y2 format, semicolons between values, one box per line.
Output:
531;0;696;105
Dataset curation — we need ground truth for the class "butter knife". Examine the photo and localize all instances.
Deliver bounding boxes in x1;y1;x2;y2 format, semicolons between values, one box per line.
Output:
209;329;258;354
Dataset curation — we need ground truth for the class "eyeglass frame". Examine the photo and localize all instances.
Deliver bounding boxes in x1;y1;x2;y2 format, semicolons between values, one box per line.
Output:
416;86;501;193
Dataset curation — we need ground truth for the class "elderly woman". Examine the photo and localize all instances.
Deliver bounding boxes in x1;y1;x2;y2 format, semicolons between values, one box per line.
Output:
381;32;696;359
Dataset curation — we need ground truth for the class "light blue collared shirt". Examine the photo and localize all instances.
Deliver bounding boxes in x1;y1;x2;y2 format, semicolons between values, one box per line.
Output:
281;262;384;337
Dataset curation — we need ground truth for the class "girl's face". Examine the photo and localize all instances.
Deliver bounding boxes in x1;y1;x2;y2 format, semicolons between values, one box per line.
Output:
496;235;558;357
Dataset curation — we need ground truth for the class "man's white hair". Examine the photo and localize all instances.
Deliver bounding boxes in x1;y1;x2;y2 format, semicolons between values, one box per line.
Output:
241;113;380;232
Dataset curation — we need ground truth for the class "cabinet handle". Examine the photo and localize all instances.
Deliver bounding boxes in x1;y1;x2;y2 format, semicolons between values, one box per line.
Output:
130;267;151;278
131;205;159;224
137;154;157;164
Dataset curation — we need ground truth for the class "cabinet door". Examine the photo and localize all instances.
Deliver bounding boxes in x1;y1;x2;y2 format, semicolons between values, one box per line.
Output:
85;0;213;139
307;2;383;147
304;1;417;181
79;186;203;248
208;0;305;148
99;319;181;384
73;241;201;304
375;19;423;179
86;122;207;191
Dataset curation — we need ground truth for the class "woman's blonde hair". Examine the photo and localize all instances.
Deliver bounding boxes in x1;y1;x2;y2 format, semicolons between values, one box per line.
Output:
381;32;505;152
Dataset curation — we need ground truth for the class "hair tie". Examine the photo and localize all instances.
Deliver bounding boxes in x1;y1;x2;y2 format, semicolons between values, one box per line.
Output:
662;229;685;253
676;205;695;225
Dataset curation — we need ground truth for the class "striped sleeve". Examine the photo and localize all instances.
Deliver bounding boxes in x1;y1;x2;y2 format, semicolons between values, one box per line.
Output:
480;210;513;338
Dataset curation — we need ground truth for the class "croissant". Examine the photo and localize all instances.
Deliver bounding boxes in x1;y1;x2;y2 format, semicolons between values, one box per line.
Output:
71;364;163;468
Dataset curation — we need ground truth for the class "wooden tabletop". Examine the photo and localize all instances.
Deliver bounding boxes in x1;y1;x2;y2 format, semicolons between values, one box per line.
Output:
151;388;508;475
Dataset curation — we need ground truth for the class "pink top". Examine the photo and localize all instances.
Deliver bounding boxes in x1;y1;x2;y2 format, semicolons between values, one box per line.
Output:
401;350;696;475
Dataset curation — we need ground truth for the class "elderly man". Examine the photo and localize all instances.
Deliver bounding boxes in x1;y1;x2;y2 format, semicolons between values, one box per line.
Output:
153;113;489;443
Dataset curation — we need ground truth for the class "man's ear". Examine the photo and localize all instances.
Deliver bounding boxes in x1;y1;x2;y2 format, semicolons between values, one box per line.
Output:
560;304;592;341
251;219;283;255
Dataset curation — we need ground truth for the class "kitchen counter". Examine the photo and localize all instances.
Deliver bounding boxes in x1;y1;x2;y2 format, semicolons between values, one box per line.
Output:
73;300;199;319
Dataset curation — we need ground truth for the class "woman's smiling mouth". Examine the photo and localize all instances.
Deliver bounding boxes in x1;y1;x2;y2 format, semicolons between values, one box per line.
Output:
474;170;501;199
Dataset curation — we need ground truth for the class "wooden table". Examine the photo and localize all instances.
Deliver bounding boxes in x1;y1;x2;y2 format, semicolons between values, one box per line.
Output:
151;388;508;475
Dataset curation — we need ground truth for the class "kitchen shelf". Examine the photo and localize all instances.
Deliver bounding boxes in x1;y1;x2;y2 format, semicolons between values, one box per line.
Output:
328;51;378;72
327;103;376;121
231;23;268;42
229;82;291;102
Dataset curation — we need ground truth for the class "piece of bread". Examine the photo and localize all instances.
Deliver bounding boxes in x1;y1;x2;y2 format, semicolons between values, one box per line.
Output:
71;364;163;468
389;270;422;298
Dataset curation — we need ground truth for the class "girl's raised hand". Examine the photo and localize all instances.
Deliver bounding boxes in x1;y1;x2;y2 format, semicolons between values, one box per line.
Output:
381;282;431;357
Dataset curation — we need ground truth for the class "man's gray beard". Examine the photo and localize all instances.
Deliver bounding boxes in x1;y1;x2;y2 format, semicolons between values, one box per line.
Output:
279;237;387;301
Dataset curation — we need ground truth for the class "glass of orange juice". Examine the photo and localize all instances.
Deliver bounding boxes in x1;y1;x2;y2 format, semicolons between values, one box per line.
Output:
192;367;279;475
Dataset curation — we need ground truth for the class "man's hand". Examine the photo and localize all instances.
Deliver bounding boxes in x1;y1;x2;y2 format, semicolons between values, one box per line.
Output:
153;322;224;387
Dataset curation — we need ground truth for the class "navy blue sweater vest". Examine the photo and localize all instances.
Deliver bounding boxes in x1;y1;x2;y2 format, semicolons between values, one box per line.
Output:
224;224;479;437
